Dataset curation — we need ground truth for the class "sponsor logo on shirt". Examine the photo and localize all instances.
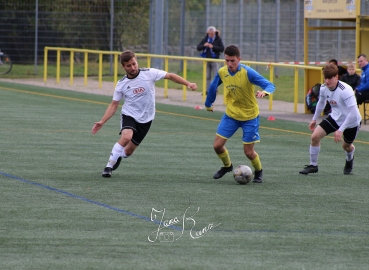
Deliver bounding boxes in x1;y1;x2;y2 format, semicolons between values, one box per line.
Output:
330;100;337;106
133;87;145;94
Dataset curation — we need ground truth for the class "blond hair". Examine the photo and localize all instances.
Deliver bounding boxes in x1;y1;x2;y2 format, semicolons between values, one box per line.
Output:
347;63;355;69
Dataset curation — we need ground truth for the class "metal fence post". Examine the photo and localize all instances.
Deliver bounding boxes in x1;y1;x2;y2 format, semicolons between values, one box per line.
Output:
295;0;300;63
149;0;154;54
180;0;185;71
239;0;244;51
98;53;103;88
206;0;210;28
182;59;187;100
109;0;114;76
294;67;299;113
84;52;88;86
34;0;38;75
164;58;169;98
153;0;164;69
43;48;48;82
315;20;320;62
202;60;207;102
222;0;226;46
257;0;261;65
164;0;168;55
56;49;60;83
275;0;280;78
70;50;74;85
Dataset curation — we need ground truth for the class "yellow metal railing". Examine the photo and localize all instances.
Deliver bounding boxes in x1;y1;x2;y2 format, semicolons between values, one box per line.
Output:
43;46;324;113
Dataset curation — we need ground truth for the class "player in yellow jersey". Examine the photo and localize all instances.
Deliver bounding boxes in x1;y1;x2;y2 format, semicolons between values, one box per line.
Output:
205;45;275;183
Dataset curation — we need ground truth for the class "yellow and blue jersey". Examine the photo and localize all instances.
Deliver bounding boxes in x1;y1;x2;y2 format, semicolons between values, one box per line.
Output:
205;64;275;121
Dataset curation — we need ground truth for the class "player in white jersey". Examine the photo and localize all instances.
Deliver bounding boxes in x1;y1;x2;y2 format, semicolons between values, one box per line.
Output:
92;50;197;177
299;64;361;175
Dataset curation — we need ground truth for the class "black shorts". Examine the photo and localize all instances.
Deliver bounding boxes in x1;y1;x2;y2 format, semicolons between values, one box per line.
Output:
120;114;152;146
319;115;359;144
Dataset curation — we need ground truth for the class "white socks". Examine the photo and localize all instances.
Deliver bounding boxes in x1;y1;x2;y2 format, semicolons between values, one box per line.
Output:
345;145;355;161
309;145;320;166
106;143;127;168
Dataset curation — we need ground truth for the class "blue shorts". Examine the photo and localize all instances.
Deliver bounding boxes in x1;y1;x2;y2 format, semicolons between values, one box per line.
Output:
216;114;260;144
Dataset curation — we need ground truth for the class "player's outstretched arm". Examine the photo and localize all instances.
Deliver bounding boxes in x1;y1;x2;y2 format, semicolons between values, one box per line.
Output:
246;66;275;96
205;105;214;112
164;73;197;91
255;90;269;98
204;73;222;111
308;120;316;132
92;100;119;135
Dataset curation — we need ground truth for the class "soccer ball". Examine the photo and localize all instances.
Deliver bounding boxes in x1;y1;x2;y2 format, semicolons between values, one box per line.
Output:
233;165;253;185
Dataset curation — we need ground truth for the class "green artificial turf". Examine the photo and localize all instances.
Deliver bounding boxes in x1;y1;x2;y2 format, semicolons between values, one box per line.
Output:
1;81;369;269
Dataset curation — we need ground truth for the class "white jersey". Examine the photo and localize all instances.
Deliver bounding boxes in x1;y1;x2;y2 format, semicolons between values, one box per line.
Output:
318;81;361;127
113;68;167;123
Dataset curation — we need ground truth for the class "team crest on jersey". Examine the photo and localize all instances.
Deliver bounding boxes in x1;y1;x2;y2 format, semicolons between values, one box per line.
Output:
330;100;337;106
133;87;145;94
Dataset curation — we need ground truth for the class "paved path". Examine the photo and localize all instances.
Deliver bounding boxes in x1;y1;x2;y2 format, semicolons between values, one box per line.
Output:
2;77;368;132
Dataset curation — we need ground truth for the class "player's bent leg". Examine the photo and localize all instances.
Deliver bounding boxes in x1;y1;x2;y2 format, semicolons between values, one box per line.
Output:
213;116;239;179
240;117;263;182
299;125;326;175
343;142;355;175
244;144;263;183
118;128;134;148
343;156;354;175
102;130;134;177
123;141;138;157
103;130;130;175
243;143;257;160
310;125;326;146
213;135;227;154
109;140;138;175
342;124;359;175
102;142;124;177
213;136;233;179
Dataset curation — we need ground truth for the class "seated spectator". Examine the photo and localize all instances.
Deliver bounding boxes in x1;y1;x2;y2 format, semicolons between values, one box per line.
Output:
306;83;331;115
354;54;369;105
341;63;361;90
329;59;347;80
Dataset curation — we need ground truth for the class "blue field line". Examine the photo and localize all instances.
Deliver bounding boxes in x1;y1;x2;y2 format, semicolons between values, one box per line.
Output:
0;171;182;231
2;171;369;236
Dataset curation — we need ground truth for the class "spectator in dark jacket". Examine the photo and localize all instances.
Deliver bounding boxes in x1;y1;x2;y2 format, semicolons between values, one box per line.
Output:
329;59;347;80
341;63;361;90
197;26;225;94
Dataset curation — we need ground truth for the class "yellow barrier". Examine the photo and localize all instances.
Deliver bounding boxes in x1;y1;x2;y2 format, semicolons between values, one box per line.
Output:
43;46;324;113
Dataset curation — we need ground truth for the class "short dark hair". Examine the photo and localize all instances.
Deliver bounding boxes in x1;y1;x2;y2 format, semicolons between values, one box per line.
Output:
224;45;240;58
120;50;136;65
322;64;338;79
328;59;338;66
358;54;367;59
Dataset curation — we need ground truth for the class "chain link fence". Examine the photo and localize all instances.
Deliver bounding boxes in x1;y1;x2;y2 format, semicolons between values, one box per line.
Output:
1;0;368;67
